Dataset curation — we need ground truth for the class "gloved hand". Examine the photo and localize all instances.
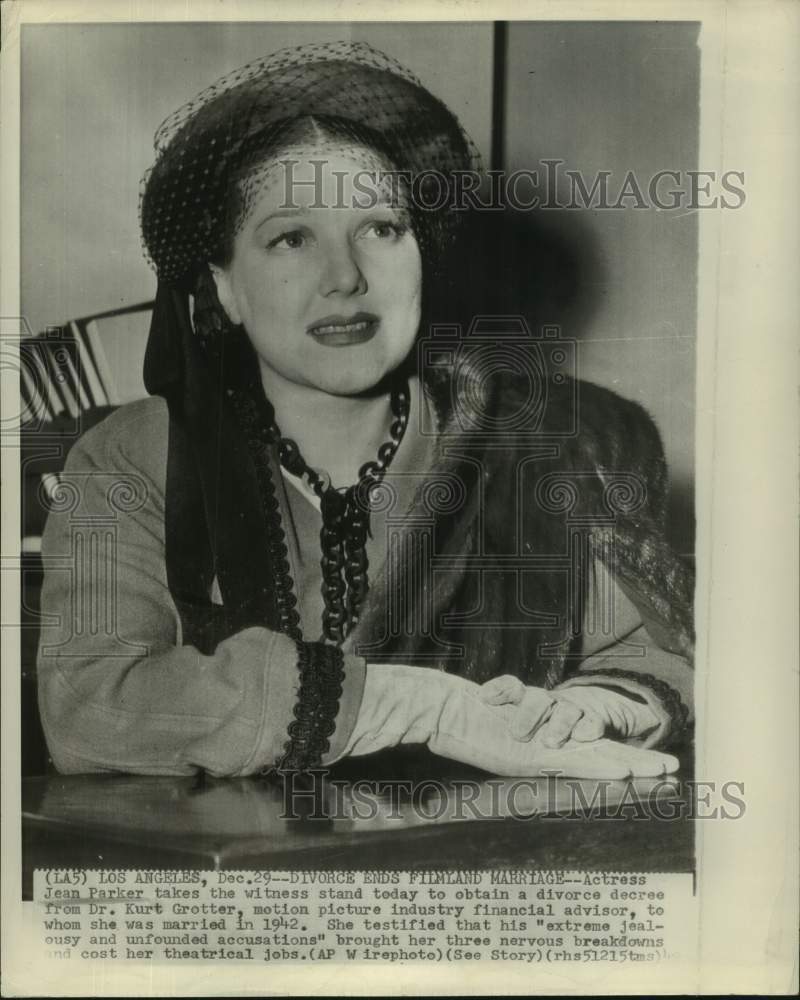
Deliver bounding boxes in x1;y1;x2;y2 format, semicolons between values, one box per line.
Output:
342;665;678;779
479;674;660;746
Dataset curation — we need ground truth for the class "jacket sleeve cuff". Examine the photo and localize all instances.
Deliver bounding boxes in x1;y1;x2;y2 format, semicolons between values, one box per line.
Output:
252;633;366;773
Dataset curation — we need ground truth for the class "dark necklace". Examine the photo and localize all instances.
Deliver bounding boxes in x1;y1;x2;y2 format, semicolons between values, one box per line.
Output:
277;382;410;644
230;380;410;646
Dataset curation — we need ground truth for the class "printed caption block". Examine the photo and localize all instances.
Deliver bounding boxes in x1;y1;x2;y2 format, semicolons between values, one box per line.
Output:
35;869;695;965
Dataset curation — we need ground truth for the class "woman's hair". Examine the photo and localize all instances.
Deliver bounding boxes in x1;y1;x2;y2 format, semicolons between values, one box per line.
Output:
211;113;406;268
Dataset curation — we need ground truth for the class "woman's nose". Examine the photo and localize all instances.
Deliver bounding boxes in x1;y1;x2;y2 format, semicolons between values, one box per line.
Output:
318;242;367;297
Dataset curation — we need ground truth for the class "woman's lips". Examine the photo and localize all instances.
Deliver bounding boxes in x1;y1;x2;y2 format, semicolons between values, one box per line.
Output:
306;313;379;347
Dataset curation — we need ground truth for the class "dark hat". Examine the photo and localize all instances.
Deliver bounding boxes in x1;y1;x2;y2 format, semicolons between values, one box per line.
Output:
139;40;480;288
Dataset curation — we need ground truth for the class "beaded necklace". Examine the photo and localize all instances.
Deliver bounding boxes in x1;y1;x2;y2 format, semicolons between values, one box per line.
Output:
230;380;410;645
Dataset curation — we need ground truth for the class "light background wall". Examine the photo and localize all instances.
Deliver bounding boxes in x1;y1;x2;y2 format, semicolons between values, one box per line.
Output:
21;21;697;550
504;22;699;552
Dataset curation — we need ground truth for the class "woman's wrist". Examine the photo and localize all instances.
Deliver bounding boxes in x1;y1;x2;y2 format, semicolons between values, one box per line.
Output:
340;663;454;759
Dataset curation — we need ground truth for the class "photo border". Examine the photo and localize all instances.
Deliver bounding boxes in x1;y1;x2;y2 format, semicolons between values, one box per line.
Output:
2;0;797;995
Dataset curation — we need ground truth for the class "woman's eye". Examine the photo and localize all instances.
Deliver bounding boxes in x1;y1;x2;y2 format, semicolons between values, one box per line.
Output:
361;220;407;241
266;230;307;250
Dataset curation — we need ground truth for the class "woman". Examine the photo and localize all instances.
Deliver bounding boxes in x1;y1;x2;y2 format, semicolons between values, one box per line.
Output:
36;41;693;780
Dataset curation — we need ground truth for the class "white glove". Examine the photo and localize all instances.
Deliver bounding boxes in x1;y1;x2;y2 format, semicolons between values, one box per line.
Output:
479;674;660;746
343;665;677;779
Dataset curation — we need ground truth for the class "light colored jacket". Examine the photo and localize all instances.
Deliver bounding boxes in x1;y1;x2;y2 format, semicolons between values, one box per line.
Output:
37;395;693;775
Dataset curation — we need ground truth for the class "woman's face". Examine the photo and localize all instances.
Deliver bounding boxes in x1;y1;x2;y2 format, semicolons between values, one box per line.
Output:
211;142;422;397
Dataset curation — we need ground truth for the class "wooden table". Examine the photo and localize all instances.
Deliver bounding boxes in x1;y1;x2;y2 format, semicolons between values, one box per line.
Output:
21;748;694;899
